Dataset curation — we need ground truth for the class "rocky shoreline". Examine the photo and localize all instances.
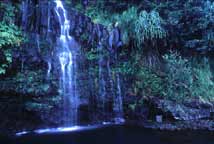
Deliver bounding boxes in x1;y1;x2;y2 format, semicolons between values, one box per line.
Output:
126;120;214;131
1;95;214;136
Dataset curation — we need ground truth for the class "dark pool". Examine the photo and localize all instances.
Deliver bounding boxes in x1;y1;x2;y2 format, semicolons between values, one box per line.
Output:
3;125;214;144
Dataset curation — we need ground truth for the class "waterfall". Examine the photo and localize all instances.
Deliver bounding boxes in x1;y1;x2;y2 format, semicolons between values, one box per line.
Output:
54;0;79;126
47;1;51;34
36;34;40;53
114;72;124;123
113;51;124;123
46;2;52;79
107;57;114;101
98;42;106;115
107;54;124;123
47;60;51;78
21;0;28;30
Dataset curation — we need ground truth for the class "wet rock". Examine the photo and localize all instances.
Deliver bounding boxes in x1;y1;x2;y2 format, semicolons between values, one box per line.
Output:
20;0;123;53
146;96;214;121
123;95;149;121
78;103;90;125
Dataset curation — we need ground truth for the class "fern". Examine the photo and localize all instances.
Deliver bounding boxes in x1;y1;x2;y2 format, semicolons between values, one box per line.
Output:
134;10;166;47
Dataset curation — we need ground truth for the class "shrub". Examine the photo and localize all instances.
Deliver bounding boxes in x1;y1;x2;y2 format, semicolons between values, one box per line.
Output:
163;52;193;101
191;58;214;100
0;3;23;75
163;52;214;102
120;53;164;97
135;67;164;96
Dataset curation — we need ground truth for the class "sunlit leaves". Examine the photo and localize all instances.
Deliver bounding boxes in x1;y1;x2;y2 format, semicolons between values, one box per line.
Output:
0;23;22;47
0;2;23;75
135;10;166;46
116;7;138;45
162;52;214;101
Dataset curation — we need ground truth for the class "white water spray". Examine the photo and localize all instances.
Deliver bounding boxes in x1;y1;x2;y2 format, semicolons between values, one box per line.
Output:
55;0;79;126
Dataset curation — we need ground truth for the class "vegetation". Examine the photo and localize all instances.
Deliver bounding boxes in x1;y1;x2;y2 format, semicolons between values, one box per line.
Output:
0;2;23;75
15;70;51;96
73;0;214;103
1;0;214;132
0;0;214;110
163;52;193;101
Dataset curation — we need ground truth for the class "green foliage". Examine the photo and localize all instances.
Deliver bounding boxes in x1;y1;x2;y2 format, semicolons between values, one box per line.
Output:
134;10;166;46
0;24;22;47
85;46;109;61
142;69;163;95
115;7;138;45
0;2;15;23
80;5;166;47
121;51;214;102
84;6;113;26
0;2;23;75
15;70;51;96
163;52;193;101
191;58;214;100
201;1;214;51
24;94;61;113
119;61;134;75
25;102;53;111
119;52;163;97
166;0;214;53
73;1;214;103
85;49;100;61
135;67;164;96
129;103;137;111
163;52;214;102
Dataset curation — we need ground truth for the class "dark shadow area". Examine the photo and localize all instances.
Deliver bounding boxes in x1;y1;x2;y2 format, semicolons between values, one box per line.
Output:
6;125;214;144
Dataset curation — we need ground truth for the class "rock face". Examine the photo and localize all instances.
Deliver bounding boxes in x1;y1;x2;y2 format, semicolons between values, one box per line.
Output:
12;0;123;79
124;96;214;131
0;0;123;133
20;0;122;52
2;0;214;134
145;97;214;121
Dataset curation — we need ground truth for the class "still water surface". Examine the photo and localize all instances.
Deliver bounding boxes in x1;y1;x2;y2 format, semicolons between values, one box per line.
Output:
4;125;214;144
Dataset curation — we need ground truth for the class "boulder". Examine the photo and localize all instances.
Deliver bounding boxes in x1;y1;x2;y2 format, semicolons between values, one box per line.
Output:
146;96;214;121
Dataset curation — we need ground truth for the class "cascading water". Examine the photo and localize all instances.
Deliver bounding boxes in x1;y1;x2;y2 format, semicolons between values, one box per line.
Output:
46;1;52;79
107;58;114;101
98;43;106;114
36;34;40;53
47;60;51;78
21;0;28;30
107;55;124;123
114;72;124;123
54;0;79;126
21;0;28;72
